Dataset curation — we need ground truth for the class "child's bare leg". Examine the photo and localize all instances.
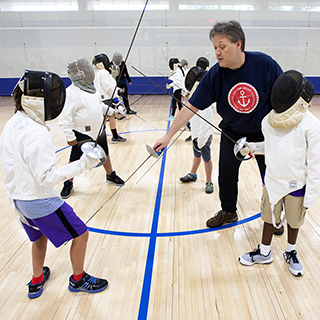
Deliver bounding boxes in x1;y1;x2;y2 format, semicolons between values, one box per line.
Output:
261;222;274;245
108;117;116;130
204;159;213;183
103;155;113;175
190;156;201;175
32;235;48;277
287;224;299;245
70;230;89;275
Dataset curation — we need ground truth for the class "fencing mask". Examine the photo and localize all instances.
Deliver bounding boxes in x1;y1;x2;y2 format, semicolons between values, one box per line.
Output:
196;57;210;71
180;59;188;70
68;58;96;93
93;53;110;71
185;66;207;92
12;70;66;128
113;52;123;66
268;70;314;128
169;58;179;71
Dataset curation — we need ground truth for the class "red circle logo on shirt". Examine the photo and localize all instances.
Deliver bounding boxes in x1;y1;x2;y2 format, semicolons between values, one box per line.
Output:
228;82;259;113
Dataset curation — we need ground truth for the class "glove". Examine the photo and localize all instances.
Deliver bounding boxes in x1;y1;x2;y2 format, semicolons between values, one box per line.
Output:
105;106;118;117
166;83;172;90
240;142;265;156
112;97;127;119
80;142;106;168
80;153;101;170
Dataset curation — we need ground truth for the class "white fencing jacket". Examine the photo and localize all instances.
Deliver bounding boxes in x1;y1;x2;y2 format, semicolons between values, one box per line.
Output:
188;81;215;148
0;112;93;200
59;84;107;142
168;67;185;92
190;106;215;148
263;110;320;208
94;68;120;100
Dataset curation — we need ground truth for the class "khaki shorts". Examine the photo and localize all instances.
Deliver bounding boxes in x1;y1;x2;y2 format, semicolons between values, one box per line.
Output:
261;185;306;229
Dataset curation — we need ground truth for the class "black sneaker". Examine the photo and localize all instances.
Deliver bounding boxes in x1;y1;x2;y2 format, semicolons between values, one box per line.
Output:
206;210;238;228
127;109;137;115
61;180;73;199
111;136;127;144
106;171;125;186
68;272;108;293
27;266;50;299
185;135;192;142
180;173;197;182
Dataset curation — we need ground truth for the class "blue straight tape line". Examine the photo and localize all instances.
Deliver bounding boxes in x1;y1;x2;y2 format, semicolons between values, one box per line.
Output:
55;145;70;153
137;119;170;320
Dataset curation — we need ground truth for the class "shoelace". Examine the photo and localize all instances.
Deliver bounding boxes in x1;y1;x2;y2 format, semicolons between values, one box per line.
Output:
284;250;299;263
249;247;261;257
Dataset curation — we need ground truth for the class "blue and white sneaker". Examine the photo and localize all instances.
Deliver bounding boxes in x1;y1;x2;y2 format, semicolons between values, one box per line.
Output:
27;266;50;299
239;246;273;266
283;250;304;276
68;273;108;293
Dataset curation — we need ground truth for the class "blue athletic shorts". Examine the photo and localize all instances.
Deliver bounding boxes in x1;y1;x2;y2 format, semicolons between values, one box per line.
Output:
192;135;212;163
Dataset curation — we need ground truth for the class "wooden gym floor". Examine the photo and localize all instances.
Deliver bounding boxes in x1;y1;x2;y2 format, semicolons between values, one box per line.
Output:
0;94;320;320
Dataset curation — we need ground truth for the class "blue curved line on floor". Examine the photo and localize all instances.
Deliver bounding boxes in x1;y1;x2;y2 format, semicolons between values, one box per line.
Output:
87;212;261;237
54;128;221;154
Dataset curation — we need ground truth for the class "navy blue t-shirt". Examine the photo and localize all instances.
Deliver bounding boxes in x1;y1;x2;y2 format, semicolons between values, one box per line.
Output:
189;51;283;135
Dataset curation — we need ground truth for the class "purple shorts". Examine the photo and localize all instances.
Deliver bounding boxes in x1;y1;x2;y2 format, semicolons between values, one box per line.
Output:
21;202;88;248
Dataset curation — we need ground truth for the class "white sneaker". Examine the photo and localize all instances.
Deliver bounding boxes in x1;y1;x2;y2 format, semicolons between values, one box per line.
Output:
283;250;304;276
239;246;273;266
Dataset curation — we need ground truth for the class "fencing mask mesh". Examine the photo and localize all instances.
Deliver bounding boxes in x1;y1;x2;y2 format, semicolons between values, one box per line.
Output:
93;53;110;71
169;58;179;70
271;70;314;114
68;58;96;93
113;52;123;66
185;66;207;92
180;59;188;69
13;70;66;127
196;57;209;70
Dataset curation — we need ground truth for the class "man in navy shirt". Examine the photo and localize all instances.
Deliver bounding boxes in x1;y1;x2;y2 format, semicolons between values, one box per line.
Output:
154;20;283;229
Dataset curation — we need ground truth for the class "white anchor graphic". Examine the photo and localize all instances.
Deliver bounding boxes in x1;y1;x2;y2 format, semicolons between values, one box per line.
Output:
238;90;250;108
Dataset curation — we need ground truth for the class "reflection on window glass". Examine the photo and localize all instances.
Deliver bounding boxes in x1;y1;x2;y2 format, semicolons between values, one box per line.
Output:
87;1;169;11
269;5;320;12
0;1;79;12
179;4;255;11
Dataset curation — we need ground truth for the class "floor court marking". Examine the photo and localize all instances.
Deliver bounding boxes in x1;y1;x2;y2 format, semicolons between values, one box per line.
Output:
56;125;259;320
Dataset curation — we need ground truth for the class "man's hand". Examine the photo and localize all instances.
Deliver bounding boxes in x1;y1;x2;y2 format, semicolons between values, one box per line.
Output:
153;134;171;152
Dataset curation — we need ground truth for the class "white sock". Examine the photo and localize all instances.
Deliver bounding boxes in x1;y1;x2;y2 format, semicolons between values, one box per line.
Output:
260;243;271;256
286;242;296;252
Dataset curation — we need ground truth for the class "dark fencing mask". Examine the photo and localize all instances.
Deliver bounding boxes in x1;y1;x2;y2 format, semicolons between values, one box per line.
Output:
169;58;179;70
93;53;110;71
13;70;65;127
185;66;207;92
268;70;314;129
271;70;314;114
196;57;209;70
